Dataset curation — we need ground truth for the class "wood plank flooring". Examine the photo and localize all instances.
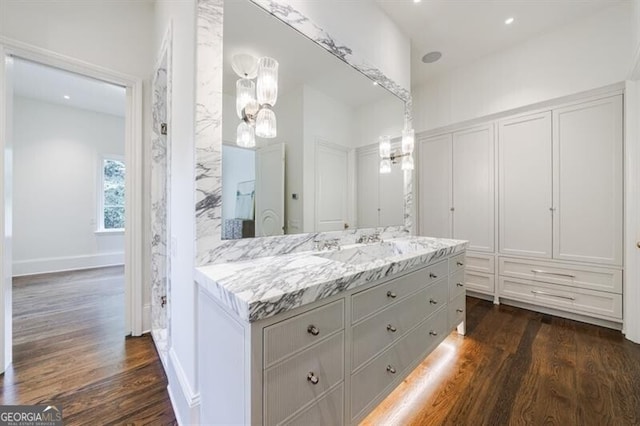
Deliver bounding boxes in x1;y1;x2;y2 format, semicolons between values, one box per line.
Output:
3;271;639;426
362;297;640;426
0;267;176;425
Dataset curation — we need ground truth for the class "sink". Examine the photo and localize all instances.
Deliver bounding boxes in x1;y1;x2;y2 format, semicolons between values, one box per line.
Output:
313;239;427;266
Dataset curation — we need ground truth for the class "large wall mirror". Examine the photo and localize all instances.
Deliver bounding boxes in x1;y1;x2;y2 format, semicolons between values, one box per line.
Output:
221;0;406;240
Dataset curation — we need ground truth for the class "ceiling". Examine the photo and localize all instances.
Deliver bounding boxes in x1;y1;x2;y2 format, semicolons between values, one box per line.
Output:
374;0;624;88
223;0;402;109
12;58;126;117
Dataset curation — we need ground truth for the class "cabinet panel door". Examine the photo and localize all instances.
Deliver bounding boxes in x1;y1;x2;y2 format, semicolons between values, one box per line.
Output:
453;125;495;252
418;134;452;238
498;112;552;258
553;95;623;266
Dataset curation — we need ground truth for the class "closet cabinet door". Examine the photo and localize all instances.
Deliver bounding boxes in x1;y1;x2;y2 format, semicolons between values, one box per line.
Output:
498;112;552;258
418;134;452;238
452;125;495;253
553;95;623;266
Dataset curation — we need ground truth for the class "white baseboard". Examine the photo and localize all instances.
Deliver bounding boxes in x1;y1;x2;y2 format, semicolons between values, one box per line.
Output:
12;252;124;276
143;303;151;333
167;347;200;425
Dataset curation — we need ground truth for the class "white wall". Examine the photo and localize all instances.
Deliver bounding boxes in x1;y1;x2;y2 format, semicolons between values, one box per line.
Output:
413;3;634;131
221;145;255;221
12;96;124;275
153;1;200;424
276;0;410;91
354;94;405;148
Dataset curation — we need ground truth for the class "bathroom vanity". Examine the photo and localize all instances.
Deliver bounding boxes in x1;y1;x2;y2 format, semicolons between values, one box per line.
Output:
195;236;467;425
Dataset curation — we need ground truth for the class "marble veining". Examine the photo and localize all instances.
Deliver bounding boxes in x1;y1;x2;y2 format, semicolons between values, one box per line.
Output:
150;38;171;357
195;236;468;322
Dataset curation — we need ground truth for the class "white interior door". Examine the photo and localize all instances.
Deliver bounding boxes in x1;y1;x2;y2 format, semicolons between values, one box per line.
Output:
255;143;285;237
356;146;379;228
316;141;349;232
452;125;495;252
499;112;552;258
418;134;452;238
553;95;623;265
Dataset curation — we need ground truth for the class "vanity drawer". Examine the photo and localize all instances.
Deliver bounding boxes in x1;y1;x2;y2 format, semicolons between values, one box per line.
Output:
448;293;465;329
465;252;495;274
499;277;622;320
264;299;344;368
448;269;466;301
499;257;622;294
350;307;448;421
465;272;495;294
449;253;466;274
284;384;344;426
351;279;448;372
351;260;447;324
264;332;344;426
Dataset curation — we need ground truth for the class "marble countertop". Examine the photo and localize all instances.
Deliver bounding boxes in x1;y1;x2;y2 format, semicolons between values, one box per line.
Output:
195;236;468;323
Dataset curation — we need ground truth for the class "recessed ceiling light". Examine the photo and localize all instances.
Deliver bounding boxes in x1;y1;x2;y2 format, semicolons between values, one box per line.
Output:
505;17;515;25
422;51;442;64
373;81;379;86
413;0;422;3
63;95;70;100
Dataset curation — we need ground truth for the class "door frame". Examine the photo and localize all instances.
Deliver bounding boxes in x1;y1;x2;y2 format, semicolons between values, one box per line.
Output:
0;37;144;371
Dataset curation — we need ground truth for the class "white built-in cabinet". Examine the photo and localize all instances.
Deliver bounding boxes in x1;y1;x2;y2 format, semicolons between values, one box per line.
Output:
418;91;625;326
356;144;404;228
418;125;495;253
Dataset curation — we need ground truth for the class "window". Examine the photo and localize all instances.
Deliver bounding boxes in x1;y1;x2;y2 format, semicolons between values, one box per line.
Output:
100;157;125;230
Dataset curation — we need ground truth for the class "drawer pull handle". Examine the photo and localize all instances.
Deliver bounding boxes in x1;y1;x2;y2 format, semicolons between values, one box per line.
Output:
386;365;396;374
429;331;438;336
386;324;397;333
386;290;397;299
307;372;319;385
531;269;576;278
307;325;320;336
456;308;464;313
456;261;464;266
429;273;438;279
456;282;464;287
531;290;576;301
429;298;438;305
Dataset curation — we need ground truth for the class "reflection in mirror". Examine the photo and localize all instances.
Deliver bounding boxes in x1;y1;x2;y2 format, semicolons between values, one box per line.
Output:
222;0;405;239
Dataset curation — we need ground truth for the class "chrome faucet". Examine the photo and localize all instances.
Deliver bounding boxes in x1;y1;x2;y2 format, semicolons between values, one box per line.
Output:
356;232;382;244
314;238;341;251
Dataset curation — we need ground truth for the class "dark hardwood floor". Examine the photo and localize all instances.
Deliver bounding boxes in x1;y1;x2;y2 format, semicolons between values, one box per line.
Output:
363;297;640;426
4;270;638;425
0;267;176;425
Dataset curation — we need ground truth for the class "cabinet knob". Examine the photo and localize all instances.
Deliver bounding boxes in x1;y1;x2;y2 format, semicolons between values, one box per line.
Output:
429;298;438;305
429;331;438;336
386;290;397;299
307;325;320;336
450;207;455;212
456;308;464;313
386;365;396;374
307;372;319;385
456;282;464;287
549;207;556;212
386;324;397;333
456;261;464;267
429;273;438;279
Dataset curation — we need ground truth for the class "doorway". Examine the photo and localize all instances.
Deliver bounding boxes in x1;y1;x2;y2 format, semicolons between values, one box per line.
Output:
0;43;144;373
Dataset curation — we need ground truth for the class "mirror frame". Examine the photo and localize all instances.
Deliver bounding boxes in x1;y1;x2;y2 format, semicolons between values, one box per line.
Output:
194;0;414;265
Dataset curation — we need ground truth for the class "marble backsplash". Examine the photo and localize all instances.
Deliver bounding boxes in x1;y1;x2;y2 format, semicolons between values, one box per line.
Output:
206;225;411;264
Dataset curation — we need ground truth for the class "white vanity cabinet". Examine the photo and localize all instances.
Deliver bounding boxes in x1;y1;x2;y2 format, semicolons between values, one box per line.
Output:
198;251;466;425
